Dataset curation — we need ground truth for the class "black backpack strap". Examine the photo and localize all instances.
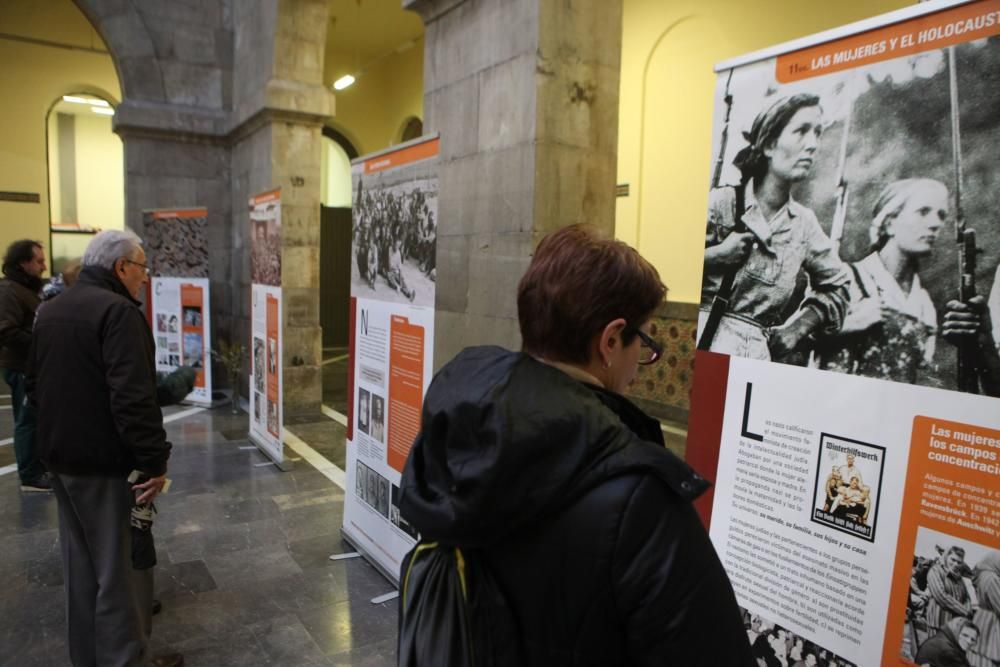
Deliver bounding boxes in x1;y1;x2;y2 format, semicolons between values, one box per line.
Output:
697;183;747;351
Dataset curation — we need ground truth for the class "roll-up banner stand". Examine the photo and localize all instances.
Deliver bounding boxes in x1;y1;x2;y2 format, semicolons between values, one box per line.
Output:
341;135;439;584
687;1;1000;664
248;189;286;468
142;208;213;406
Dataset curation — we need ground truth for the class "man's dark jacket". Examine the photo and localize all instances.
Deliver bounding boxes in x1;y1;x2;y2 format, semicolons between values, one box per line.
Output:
0;269;41;371
399;346;754;666
28;266;169;477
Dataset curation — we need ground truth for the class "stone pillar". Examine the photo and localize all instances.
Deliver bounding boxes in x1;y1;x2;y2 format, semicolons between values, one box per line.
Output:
404;0;623;368
78;0;332;418
75;0;237;361
230;0;332;418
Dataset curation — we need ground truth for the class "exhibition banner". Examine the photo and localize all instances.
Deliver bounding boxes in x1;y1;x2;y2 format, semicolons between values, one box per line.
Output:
150;278;212;405
248;189;283;464
342;135;439;582
688;1;1000;665
142;208;212;406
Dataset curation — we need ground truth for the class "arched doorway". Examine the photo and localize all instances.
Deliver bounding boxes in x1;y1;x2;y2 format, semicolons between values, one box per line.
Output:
319;126;359;412
46;92;123;274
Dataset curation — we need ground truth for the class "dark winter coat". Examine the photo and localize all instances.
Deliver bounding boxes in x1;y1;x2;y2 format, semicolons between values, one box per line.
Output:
28;266;169;477
0;269;41;371
914;619;974;667
400;346;754;666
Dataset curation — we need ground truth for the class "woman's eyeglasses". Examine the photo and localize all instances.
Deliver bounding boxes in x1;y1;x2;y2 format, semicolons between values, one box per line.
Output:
626;326;663;365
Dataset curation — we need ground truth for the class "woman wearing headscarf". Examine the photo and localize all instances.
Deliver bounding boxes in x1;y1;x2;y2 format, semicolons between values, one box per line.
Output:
926;546;973;636
700;93;850;362
915;618;980;667
399;225;753;666
969;553;1000;667
818;179;946;383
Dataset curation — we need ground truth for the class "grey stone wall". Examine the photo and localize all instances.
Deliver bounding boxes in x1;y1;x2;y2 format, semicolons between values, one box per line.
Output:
406;0;622;369
75;0;331;417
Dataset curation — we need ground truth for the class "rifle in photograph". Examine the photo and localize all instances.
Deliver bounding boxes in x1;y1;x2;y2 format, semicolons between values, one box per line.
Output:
698;68;745;351
711;68;735;189
947;45;980;394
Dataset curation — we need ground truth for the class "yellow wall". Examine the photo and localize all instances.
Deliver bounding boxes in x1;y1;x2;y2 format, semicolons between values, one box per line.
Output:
324;36;424;156
617;0;912;304
0;1;119;270
73;113;124;232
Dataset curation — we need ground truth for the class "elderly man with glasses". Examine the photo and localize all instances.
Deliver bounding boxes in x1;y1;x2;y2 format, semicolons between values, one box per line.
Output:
28;230;182;667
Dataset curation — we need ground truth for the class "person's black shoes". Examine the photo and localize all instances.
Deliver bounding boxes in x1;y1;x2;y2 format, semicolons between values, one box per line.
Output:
20;473;52;493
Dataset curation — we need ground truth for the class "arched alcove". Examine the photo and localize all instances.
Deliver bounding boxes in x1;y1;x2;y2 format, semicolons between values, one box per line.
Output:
321;126;359;208
637;15;723;303
46;91;124;273
398;116;423;143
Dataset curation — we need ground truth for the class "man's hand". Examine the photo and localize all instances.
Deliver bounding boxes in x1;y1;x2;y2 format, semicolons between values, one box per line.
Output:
942;296;990;343
706;232;756;268
768;309;821;361
840;297;883;333
133;474;167;504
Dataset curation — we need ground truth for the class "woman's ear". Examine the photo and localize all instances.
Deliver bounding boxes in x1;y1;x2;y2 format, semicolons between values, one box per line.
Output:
597;318;627;368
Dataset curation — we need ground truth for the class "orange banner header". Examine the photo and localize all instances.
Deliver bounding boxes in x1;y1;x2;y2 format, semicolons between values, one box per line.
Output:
249;188;281;207
364;138;440;175
777;0;1000;83
150;208;207;220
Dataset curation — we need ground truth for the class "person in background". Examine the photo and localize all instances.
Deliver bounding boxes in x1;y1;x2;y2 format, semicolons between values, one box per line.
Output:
915;618;980;667
700;93;850;363
926;546;973;637
0;239;49;492
969;553;1000;667
399;224;753;665
28;230;182;667
818;179;945;384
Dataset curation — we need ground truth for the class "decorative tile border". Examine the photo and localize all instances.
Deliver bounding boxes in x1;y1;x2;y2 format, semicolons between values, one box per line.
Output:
625;302;698;422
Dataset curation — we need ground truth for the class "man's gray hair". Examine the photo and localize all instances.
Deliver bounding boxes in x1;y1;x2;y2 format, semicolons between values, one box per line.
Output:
82;230;144;270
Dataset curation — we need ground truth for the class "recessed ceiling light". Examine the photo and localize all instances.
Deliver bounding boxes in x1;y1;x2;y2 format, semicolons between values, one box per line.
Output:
63;95;112;108
333;74;355;90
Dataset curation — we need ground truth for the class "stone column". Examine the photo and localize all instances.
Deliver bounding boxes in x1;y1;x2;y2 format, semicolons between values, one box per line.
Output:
80;0;332;418
230;0;333;418
76;0;237;362
404;0;623;368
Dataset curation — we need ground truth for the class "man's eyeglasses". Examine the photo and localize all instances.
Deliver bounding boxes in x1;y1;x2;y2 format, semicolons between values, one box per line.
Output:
124;259;150;275
626;325;663;365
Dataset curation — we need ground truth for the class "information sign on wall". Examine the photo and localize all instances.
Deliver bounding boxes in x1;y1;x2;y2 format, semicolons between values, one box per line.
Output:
688;2;1000;665
248;189;284;464
142;207;212;406
342;136;439;582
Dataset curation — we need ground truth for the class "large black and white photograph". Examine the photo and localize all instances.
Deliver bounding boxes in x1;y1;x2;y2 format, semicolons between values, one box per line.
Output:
141;209;209;278
250;199;281;287
740;605;857;667
811;433;885;542
351;154;437;308
698;40;1000;398
900;527;999;667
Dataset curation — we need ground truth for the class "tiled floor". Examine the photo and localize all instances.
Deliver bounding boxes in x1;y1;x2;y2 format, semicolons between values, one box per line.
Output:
0;348;691;666
0;400;398;666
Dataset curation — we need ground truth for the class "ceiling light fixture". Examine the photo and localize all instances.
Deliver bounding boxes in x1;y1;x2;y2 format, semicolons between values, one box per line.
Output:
63;95;111;108
91;107;115;116
333;74;355;90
